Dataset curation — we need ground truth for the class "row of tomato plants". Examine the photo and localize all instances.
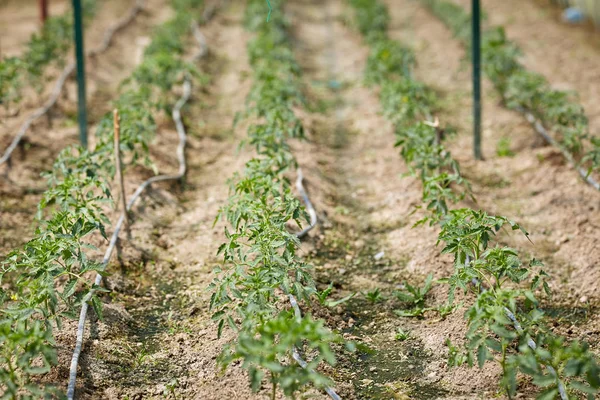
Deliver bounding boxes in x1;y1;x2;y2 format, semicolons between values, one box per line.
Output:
348;0;599;398
209;0;348;398
0;0;98;111
0;0;206;397
422;0;600;183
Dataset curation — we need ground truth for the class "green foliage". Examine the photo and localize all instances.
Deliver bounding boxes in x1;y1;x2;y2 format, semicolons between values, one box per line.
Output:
0;320;59;399
396;123;471;223
423;0;600;179
395;274;432;310
210;1;343;397
496;137;514;157
0;0;97;107
445;338;469;367
220;311;339;396
347;0;389;43
0;57;22;108
394;274;433;317
365;39;415;85
422;0;471;42
0;0;206;397
351;0;600;397
395;327;410;341
315;283;355;307
436;302;459;318
363;288;384;303
351;0;470;224
379;79;437;126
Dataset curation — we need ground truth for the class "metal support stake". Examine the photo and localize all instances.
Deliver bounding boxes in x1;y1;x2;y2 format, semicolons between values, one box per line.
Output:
472;0;482;160
72;0;88;148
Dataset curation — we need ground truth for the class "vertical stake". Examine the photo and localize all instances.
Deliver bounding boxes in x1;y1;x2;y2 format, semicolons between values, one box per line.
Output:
472;0;482;160
40;0;49;24
73;0;88;148
113;110;130;238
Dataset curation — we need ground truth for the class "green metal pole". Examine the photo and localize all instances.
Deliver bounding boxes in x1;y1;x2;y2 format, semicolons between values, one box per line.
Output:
72;0;88;148
472;0;482;160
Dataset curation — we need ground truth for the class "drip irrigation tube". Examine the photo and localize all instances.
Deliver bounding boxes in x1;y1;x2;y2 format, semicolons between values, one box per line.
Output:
66;78;191;400
295;168;317;238
0;0;144;166
191;21;208;61
290;168;341;400
503;308;568;399
287;292;342;400
465;256;568;399
515;107;600;191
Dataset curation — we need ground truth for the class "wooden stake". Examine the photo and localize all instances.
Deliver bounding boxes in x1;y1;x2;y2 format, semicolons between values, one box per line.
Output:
40;0;49;24
113;109;130;236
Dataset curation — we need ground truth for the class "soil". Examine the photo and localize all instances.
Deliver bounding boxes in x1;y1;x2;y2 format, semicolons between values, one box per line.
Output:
0;0;69;58
3;0;600;399
0;0;173;253
411;0;600;336
450;0;600;135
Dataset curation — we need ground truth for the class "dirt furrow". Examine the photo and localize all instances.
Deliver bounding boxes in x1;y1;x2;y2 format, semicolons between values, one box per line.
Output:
385;0;600;319
50;3;263;398
452;0;600;134
286;0;505;398
0;0;173;253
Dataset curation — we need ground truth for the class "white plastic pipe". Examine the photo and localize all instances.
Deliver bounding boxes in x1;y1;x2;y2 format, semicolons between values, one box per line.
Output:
67;78;191;400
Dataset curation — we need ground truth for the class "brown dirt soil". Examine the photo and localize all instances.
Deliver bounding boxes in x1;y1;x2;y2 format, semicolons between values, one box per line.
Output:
5;0;600;399
0;0;69;57
450;0;600;134
49;2;315;399
403;0;600;325
0;0;172;253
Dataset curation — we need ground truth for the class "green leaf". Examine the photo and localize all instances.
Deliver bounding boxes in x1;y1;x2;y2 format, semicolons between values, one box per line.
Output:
477;344;488;368
91;295;103;321
536;387;558;400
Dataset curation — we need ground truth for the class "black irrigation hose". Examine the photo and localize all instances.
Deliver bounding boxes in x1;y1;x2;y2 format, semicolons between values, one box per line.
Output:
502;307;568;399
288;292;342;400
0;0;144;166
191;21;208;61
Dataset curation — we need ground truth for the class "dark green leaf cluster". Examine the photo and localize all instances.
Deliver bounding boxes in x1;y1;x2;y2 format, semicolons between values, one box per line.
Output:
350;0;600;398
364;39;416;86
421;0;471;42
219;311;340;396
0;1;206;397
347;0;389;44
210;1;341;397
423;0;600;180
439;208;599;398
394;274;433;317
354;0;469;223
0;0;97;108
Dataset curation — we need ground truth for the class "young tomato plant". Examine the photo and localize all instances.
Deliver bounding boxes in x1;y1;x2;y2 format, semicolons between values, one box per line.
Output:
350;0;600;397
209;1;345;397
423;0;600;181
0;0;208;396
